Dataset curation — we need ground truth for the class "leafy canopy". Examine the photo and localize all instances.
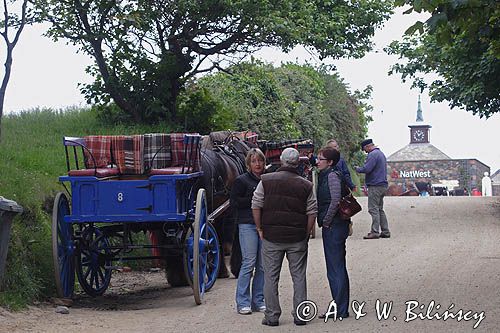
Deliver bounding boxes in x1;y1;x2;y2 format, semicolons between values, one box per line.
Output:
386;0;500;118
34;0;391;123
195;61;372;160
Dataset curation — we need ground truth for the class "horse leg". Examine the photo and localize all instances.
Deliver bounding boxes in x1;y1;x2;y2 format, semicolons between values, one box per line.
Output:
154;228;189;287
222;213;236;256
214;217;230;278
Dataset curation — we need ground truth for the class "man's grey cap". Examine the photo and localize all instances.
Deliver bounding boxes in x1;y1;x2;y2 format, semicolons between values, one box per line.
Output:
280;147;300;166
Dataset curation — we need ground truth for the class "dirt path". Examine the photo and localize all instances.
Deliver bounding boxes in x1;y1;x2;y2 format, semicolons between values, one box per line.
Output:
1;196;499;333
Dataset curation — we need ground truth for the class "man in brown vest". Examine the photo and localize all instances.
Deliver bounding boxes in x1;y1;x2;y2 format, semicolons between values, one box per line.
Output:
252;148;317;326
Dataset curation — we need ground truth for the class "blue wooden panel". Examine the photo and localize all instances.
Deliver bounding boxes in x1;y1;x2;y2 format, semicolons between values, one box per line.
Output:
59;172;203;223
97;180;152;216
79;183;96;215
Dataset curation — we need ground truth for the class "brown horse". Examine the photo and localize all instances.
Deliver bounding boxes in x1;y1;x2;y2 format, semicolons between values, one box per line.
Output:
200;136;254;278
158;133;253;286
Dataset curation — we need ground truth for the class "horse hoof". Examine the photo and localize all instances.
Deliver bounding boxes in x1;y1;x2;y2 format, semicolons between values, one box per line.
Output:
223;243;232;256
218;265;230;278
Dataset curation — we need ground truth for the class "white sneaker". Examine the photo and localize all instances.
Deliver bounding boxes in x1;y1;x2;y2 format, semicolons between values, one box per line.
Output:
238;307;252;315
257;305;266;312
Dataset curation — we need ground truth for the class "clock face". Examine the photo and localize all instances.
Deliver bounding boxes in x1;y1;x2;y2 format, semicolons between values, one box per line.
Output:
413;129;425;142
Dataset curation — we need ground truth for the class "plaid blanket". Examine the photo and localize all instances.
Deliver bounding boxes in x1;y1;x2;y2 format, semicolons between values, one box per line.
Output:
186;134;201;171
170;133;201;171
170;133;188;167
260;139;314;162
261;139;312;150
83;135;112;168
111;135;145;174
144;133;171;170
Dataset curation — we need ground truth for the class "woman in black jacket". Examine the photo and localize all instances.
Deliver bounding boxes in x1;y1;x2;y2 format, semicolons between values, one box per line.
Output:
230;148;266;315
316;146;351;319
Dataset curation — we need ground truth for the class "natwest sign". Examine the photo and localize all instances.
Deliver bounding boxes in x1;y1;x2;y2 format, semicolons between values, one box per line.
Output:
399;170;431;178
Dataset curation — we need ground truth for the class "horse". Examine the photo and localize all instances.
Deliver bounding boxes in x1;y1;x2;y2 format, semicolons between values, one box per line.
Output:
200;136;251;278
158;132;253;286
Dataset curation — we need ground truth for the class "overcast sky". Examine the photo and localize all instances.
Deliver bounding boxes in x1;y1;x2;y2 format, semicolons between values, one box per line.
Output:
3;9;499;172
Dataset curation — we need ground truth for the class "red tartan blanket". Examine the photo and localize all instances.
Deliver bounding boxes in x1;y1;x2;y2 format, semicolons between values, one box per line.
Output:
260;139;314;162
83;135;112;168
111;135;144;174
170;133;201;171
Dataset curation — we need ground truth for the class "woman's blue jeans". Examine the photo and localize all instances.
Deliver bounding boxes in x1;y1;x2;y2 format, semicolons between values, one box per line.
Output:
235;223;265;310
322;222;350;317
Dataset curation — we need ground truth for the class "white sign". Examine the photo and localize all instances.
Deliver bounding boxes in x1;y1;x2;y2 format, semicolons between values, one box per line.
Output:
399;170;431;178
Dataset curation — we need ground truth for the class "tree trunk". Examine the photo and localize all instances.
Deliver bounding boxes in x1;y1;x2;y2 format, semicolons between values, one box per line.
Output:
89;40;141;122
0;44;14;141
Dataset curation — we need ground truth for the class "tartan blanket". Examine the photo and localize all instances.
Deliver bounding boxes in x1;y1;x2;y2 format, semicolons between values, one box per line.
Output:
144;133;171;170
186;134;202;171
261;139;313;150
170;133;201;171
111;135;145;174
260;139;314;162
170;133;188;167
83;135;112;168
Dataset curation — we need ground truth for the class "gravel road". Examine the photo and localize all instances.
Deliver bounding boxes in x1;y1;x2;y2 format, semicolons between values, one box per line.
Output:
1;196;499;333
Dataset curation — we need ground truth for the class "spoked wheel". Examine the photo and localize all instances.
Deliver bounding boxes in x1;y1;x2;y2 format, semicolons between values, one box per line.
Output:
184;189;219;305
52;192;75;298
76;225;112;296
184;222;220;291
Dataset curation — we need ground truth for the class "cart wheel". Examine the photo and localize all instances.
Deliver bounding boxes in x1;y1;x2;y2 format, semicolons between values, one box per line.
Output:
184;221;220;292
203;222;220;291
52;192;75;298
76;225;112;296
184;188;213;305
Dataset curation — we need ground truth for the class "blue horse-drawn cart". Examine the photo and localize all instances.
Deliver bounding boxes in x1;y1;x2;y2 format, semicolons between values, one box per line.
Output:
52;133;220;304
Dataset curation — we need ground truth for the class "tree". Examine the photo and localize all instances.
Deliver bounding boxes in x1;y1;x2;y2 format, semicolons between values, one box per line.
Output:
196;61;371;156
0;0;30;139
386;0;500;118
34;0;392;123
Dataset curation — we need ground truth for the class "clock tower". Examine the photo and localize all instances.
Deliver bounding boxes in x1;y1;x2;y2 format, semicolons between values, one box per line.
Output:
409;95;431;144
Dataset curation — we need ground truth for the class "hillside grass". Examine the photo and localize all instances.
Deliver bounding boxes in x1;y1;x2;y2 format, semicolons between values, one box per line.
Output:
0;107;174;309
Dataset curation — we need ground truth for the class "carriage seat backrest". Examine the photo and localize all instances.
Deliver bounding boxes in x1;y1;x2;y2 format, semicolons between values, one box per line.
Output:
149;133;201;175
64;133;202;177
63;136;119;177
83;135;113;168
111;135;145;175
144;133;172;170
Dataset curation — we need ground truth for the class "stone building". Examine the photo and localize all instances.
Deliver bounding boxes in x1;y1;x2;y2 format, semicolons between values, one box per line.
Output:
386;97;490;195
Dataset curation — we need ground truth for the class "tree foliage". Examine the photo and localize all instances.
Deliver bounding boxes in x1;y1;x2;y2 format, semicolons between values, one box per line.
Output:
34;0;391;123
386;0;500;118
194;61;371;159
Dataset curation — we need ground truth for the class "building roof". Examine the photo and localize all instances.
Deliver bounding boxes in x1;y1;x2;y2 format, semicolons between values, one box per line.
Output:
491;169;500;183
387;143;451;161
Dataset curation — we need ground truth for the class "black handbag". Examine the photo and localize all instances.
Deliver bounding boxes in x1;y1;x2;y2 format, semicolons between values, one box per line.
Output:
338;187;362;219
